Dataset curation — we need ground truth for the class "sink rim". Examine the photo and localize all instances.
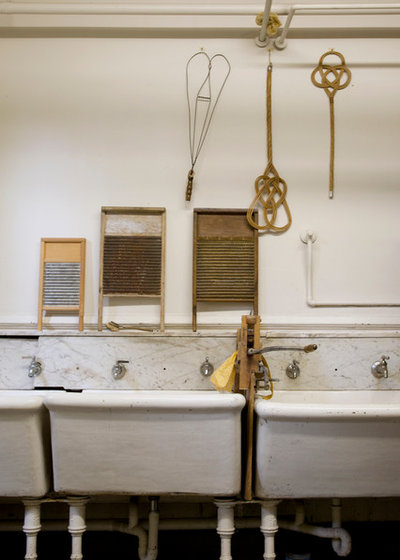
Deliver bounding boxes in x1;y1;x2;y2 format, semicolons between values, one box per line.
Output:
0;390;45;411
255;390;400;420
45;390;246;411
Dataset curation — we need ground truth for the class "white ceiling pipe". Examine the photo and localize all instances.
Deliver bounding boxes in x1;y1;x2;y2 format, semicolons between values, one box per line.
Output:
258;0;273;44
0;2;263;15
1;1;399;17
301;231;400;308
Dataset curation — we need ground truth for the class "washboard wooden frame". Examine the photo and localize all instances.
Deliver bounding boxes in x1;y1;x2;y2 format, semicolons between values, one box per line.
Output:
192;209;258;331
98;207;166;331
38;238;86;331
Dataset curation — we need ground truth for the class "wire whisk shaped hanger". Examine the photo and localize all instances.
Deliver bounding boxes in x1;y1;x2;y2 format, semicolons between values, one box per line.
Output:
185;50;231;201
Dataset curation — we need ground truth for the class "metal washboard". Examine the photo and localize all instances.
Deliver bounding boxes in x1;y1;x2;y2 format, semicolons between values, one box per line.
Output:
193;209;258;331
98;207;166;331
38;238;86;331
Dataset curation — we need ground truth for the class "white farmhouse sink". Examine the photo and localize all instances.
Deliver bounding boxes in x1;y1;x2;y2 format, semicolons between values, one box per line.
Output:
0;391;51;497
45;390;245;496
254;390;400;499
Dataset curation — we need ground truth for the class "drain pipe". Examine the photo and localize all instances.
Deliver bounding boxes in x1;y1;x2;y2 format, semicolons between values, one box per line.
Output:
331;498;351;556
278;499;352;557
119;497;159;560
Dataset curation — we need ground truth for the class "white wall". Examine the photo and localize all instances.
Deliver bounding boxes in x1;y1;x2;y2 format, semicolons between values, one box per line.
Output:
0;36;399;326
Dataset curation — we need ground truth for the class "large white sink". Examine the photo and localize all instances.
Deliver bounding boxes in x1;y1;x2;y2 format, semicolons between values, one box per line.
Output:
0;391;51;497
254;390;400;499
45;390;245;496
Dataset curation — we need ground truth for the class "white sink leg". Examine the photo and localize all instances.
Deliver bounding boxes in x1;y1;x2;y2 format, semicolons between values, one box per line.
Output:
23;499;42;560
215;499;235;560
68;497;89;560
260;500;281;560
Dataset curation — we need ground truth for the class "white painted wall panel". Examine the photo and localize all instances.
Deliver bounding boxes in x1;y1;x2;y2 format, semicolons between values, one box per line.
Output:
0;37;398;326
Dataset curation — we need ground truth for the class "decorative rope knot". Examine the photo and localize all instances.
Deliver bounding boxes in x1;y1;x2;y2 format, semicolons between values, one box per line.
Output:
247;62;292;233
311;50;351;100
249;162;291;232
255;11;282;37
311;50;351;199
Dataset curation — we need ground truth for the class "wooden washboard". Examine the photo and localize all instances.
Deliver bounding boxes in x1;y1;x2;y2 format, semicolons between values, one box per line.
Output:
38;238;86;331
193;209;258;331
98;207;166;331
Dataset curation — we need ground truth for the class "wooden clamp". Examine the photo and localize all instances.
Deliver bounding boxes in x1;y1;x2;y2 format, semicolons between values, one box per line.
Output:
236;314;262;501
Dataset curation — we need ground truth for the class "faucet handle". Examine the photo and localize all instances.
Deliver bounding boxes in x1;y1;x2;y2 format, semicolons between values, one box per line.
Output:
286;359;300;379
200;357;214;377
112;360;129;380
371;355;390;379
22;356;42;378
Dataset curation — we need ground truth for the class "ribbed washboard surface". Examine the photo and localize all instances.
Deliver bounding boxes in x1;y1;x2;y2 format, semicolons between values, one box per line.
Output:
43;262;81;306
196;239;255;300
103;235;161;295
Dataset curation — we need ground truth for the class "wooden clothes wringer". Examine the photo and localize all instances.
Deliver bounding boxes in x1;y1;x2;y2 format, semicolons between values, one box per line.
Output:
236;314;262;501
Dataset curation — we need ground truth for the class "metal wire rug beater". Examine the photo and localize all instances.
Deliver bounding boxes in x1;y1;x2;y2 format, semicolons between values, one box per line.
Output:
185;50;231;201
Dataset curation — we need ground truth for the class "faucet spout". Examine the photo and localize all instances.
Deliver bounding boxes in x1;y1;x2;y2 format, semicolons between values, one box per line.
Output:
248;344;318;356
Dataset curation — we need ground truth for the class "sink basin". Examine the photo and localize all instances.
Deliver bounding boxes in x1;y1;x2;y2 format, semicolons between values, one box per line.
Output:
254;390;400;499
0;391;51;497
45;390;245;496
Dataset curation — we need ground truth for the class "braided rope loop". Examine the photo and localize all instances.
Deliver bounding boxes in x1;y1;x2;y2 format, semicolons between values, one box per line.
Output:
311;50;351;198
247;63;292;233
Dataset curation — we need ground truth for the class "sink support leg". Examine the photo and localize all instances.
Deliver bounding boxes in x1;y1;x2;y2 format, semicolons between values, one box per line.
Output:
23;499;42;560
261;500;281;560
68;497;89;560
215;499;235;560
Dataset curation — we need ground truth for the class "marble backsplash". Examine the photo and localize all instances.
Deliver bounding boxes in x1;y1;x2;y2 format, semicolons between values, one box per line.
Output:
0;331;399;391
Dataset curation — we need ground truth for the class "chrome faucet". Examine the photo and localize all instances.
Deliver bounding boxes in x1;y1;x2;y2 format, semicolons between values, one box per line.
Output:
200;357;214;377
22;356;42;377
112;360;129;380
371;355;390;379
286;359;300;379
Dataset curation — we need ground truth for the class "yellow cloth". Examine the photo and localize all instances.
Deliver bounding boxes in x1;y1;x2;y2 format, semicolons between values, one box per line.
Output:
210;351;237;392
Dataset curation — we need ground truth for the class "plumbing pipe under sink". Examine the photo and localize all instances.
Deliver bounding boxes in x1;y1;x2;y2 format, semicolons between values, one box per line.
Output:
278;500;352;557
5;498;354;560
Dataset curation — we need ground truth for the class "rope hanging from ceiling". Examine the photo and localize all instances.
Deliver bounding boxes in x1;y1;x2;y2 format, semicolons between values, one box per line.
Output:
247;54;292;233
311;50;351;199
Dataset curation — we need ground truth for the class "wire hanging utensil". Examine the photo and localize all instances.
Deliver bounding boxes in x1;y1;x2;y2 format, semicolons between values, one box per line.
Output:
185;51;231;201
247;53;292;233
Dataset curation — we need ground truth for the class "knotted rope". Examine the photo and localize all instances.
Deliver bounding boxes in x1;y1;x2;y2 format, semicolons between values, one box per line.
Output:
255;11;282;37
247;59;292;233
311;50;351;199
